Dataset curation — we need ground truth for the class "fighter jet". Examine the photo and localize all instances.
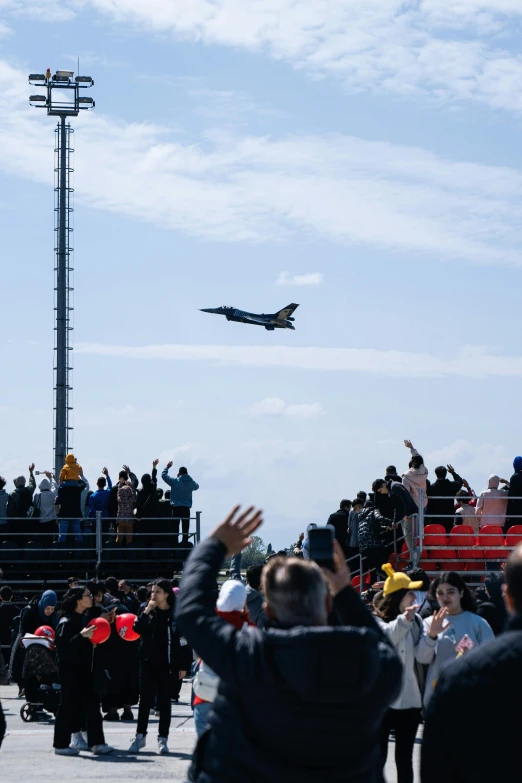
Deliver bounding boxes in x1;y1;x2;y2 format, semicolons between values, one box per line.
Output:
200;303;299;330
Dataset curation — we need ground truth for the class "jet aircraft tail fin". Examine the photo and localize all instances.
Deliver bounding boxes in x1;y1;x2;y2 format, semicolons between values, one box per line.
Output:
275;303;299;320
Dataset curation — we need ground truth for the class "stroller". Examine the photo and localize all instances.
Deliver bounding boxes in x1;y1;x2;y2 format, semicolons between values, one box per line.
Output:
20;629;61;722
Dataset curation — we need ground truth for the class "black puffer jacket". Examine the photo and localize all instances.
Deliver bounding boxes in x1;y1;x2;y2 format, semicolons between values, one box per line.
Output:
177;538;402;783
357;503;392;552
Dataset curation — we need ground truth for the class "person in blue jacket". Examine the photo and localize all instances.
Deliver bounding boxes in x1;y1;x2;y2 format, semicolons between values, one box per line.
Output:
87;468;112;540
161;463;199;545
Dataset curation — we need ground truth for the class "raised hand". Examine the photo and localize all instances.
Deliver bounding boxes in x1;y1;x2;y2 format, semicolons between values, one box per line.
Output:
153;458;159;467
403;603;420;623
102;467;109;476
321;539;351;597
429;607;450;637
404;439;413;450
166;460;173;470
29;463;35;473
210;506;264;555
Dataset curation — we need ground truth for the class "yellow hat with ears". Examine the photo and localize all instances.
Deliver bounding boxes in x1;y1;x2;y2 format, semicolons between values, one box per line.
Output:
382;563;424;597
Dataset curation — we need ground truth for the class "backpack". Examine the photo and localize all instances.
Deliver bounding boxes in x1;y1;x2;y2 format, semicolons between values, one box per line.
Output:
29;493;41;520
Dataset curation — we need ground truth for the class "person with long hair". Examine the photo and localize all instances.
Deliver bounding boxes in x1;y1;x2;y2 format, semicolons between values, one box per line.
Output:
423;572;494;707
129;578;191;755
375;565;447;783
53;586;114;756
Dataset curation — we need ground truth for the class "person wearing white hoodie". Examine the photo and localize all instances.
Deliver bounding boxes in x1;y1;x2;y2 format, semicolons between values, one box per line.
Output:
34;471;58;547
401;440;428;555
475;474;509;530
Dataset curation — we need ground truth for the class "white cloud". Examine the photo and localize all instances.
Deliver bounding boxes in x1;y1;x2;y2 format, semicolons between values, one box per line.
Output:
425;439;512;485
77;341;522;379
13;0;522;114
276;271;323;286
250;397;323;417
2;60;522;263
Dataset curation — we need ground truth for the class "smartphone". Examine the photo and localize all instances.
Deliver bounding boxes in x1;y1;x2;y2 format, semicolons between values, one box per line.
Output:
308;525;335;571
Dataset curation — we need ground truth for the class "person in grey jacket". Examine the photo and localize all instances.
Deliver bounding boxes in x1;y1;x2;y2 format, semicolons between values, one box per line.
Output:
33;472;58;546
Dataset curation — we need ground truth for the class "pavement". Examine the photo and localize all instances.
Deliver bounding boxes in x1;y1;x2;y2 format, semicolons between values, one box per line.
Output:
0;682;420;781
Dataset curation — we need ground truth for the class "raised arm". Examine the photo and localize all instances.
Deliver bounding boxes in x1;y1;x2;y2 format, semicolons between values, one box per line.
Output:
176;506;263;680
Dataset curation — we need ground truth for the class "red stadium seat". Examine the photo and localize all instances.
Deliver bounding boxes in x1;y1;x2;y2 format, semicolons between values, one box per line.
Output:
505;525;522;547
424;524;447;535
479;525;506;560
449;526;483;560
423;530;450;561
351;573;371;591
439;562;462;572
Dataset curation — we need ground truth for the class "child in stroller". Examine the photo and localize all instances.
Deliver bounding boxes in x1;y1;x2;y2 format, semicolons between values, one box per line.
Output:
20;626;61;722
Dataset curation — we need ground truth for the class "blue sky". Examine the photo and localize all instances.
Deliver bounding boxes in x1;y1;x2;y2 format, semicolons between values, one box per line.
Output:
2;1;522;547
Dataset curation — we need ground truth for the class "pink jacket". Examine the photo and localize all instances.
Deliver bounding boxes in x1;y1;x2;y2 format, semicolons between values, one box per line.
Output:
402;449;428;508
475;475;508;528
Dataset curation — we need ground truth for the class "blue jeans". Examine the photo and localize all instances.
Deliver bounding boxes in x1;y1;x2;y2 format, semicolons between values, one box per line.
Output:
193;701;213;738
58;519;83;544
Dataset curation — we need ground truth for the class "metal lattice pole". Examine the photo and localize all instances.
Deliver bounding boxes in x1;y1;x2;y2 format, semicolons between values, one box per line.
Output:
54;116;74;478
29;69;94;477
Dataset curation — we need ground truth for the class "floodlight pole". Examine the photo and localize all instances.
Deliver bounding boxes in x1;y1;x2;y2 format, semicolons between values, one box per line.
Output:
54;113;70;479
29;70;95;478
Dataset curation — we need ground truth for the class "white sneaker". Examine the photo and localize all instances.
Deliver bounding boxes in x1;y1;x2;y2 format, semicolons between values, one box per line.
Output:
129;734;146;754
157;737;169;755
55;747;79;756
70;732;90;751
91;744;114;755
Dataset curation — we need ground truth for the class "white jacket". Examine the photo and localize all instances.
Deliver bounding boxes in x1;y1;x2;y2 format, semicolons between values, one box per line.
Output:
376;613;436;710
34;478;58;523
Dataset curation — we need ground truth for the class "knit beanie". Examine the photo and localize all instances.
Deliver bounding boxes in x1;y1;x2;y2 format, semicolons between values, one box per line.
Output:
216;580;247;613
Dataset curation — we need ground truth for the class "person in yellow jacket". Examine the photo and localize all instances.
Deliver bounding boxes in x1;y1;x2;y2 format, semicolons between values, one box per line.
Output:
59;454;83;483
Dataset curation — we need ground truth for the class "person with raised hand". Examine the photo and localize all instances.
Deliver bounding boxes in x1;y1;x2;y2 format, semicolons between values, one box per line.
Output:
176;506;402;783
375;564;448;783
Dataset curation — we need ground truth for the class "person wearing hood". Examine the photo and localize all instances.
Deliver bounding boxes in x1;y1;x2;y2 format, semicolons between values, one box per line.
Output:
193;578;255;737
33;471;58;547
401;441;428;556
136;459;160;547
475;474;509;531
176;506;402;783
506;456;522;532
9;590;58;690
162;462;199;546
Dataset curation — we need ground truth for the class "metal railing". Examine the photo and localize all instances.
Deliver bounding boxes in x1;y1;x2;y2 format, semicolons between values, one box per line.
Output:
346;490;522;591
0;511;202;577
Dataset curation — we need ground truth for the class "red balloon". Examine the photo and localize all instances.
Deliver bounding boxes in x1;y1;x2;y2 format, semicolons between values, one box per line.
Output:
115;613;140;642
87;617;111;644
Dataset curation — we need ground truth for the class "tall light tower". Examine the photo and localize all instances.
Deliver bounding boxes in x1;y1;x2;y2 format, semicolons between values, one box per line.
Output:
29;70;95;477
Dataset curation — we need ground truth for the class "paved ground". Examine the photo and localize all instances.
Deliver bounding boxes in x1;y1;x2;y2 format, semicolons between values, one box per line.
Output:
0;682;420;781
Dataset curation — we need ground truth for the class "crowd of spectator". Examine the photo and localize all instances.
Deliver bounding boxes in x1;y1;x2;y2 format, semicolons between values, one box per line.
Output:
1;499;522;783
0;455;199;554
291;441;522;582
